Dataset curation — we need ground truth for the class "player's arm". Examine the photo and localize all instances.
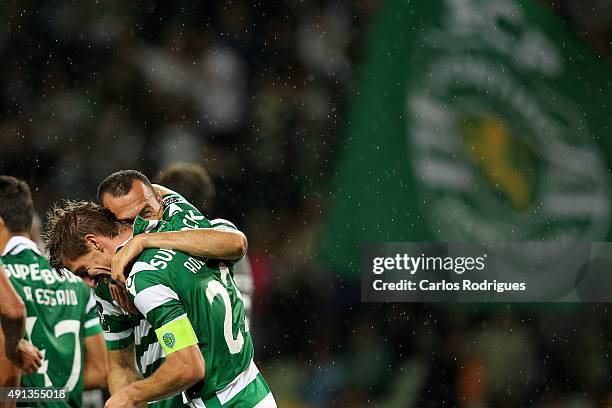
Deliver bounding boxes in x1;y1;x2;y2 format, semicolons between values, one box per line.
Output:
82;289;109;389
0;264;25;359
95;287;140;393
106;345;204;407
0;264;42;374
83;333;108;389
107;346;142;394
0;326;21;394
111;220;247;284
129;227;246;261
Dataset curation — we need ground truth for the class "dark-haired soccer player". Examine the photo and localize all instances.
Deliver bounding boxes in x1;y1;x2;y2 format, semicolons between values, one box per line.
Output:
97;170;246;286
0;176;108;407
93;170;252;406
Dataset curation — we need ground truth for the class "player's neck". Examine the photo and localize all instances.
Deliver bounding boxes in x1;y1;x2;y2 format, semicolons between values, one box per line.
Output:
0;230;30;254
110;226;134;251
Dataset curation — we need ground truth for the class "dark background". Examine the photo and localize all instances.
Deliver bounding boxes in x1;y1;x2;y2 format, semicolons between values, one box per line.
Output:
1;1;612;406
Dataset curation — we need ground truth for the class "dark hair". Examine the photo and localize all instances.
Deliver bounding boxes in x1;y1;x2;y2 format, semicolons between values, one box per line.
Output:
97;170;155;203
0;176;34;232
45;200;119;269
156;162;216;212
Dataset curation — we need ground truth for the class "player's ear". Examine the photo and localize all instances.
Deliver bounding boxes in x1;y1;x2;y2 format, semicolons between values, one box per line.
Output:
84;234;102;251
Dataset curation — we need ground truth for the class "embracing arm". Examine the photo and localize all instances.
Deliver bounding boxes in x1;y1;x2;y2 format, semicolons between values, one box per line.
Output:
140;228;246;260
111;226;246;285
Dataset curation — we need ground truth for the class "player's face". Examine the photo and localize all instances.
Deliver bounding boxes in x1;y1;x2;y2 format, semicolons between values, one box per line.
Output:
65;244;113;288
102;180;163;226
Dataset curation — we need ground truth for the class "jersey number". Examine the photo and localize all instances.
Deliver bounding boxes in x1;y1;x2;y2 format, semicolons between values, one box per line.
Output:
205;265;248;354
26;317;82;391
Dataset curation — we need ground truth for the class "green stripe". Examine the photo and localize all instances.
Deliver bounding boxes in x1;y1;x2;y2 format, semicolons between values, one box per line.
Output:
84;324;103;337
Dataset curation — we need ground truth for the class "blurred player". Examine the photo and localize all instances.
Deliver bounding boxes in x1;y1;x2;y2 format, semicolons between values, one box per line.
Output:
156;162;255;324
46;200;276;407
0;258;42;389
0;176;108;407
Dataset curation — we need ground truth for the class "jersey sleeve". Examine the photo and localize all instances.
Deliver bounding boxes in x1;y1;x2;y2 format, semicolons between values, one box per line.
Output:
127;260;199;356
162;193;212;230
83;288;103;337
94;284;135;350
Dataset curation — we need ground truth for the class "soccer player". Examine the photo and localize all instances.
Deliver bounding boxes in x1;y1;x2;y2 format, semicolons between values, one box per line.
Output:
0;176;108;407
156;162;255;324
46;201;276;407
62;170;245;407
0;259;43;387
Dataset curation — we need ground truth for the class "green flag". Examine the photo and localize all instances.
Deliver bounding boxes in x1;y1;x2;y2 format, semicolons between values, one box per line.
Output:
323;0;612;277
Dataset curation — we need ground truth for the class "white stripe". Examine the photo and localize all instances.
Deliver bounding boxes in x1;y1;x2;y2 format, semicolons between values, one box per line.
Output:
134;319;152;346
134;284;179;316
210;225;237;232
145;220;159;232
216;360;260;405
95;296;124;316
254;393;277;408
84;317;100;329
128;261;158;278
140;341;166;371
2;236;42;256
104;328;133;341
187;398;206;408
210;218;237;229
86;291;97;313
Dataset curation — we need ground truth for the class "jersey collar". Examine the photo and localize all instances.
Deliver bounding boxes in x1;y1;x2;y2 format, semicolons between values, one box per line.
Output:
2;236;42;256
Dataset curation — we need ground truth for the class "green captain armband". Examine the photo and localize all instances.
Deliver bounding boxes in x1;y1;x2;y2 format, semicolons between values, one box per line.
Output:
155;316;199;355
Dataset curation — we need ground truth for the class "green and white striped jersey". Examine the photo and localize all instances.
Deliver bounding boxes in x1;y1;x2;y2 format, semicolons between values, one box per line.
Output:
96;193;208;407
126;213;274;408
95;193;274;407
1;236;103;408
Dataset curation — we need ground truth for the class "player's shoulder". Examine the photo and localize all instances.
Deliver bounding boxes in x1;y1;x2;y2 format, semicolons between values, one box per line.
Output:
127;256;171;291
209;218;239;231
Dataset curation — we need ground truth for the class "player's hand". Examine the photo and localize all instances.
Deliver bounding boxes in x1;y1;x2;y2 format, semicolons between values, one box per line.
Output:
110;283;139;315
7;339;43;374
111;236;146;284
104;386;144;408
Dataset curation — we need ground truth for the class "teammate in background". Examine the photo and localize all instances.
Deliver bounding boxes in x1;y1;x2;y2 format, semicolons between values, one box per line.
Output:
0;258;42;389
0;176;108;407
157;162;255;324
46;200;276;407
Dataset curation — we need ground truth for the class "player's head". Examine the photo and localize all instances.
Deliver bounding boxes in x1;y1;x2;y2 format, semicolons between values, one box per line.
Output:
0;176;34;247
156;162;216;213
98;170;163;224
45;200;128;286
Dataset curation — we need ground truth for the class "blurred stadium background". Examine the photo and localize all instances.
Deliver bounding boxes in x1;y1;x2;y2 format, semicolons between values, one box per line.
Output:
2;0;612;406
